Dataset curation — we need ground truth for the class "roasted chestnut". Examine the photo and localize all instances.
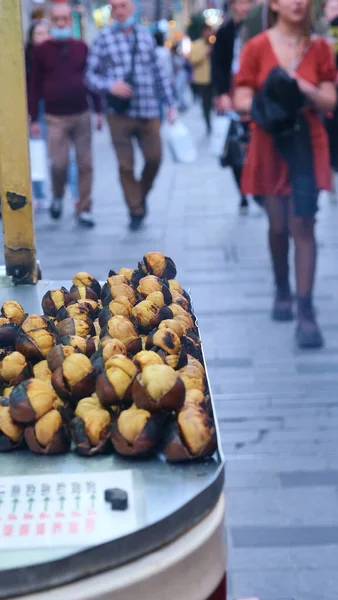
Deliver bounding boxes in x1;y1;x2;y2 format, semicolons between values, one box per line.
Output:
160;348;188;371
133;350;164;371
158;319;185;338
118;267;134;281
0;318;19;348
179;364;205;392
56;317;94;339
137;276;172;304
58;335;96;357
111;404;163;456
131;299;172;332
47;344;77;371
1;301;25;325
71;272;101;298
25;409;70;454
72;396;111;455
164;399;216;462
70;285;98;304
16;327;56;362
41;287;72;317
99;296;133;327
56;302;93;323
0;351;29;386
52;353;97;404
168;280;184;295
96;355;137;407
132;364;185;413
100;316;142;355
138;252;177;279
0;398;24;451
9;379;57;423
146;327;181;355
101;277;136;307
102;339;127;361
182;331;202;361
21;314;49;333
33;360;52;383
171;292;191;312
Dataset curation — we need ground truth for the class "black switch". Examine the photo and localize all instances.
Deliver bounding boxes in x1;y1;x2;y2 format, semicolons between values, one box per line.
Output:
104;488;128;511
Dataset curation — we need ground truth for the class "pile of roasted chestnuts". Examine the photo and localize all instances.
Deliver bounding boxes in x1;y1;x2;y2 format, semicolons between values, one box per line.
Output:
0;252;216;462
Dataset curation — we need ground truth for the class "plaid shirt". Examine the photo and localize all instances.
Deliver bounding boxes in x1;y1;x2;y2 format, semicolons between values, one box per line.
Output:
86;24;173;119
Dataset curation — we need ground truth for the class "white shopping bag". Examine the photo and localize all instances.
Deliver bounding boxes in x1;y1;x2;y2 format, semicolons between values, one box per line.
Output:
29;138;48;182
166;120;197;164
210;114;231;157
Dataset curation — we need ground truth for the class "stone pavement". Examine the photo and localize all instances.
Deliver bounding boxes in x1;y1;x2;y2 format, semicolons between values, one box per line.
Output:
1;105;338;599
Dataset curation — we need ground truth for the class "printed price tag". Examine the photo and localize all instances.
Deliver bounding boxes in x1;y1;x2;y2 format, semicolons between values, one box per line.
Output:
0;470;136;549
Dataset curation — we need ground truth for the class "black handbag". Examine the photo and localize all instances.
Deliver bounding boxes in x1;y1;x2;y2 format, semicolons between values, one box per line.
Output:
220;117;248;169
106;29;137;114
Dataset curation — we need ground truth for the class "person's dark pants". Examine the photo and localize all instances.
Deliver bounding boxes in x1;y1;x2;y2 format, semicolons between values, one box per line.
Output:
196;83;213;133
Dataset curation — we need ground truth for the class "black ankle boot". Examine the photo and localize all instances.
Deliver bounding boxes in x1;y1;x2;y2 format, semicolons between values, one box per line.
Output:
272;285;293;322
296;295;324;349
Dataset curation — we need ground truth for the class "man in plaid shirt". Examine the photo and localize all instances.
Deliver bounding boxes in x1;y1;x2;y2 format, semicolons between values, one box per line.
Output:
86;0;175;230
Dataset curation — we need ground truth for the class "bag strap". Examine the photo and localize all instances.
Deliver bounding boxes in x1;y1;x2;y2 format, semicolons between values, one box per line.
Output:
128;27;138;84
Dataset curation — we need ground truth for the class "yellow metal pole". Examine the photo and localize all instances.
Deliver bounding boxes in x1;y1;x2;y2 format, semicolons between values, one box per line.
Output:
0;0;37;284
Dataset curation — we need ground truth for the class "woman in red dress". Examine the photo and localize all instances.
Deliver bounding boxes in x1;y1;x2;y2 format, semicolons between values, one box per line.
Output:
234;0;336;348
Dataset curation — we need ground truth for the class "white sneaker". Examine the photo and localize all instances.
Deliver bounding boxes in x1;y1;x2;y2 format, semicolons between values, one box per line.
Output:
77;211;95;228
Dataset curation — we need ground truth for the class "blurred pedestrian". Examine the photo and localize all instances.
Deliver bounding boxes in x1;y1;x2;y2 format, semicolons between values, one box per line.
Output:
25;19;50;210
172;44;189;112
29;2;102;228
154;31;174;121
325;0;338;200
189;24;213;134
213;0;254;212
86;0;175;231
235;0;336;348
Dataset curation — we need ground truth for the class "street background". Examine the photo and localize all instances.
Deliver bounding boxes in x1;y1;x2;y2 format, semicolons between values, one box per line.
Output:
1;104;338;599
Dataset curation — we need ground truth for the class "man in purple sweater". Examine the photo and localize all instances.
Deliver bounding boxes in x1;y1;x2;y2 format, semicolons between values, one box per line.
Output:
29;2;102;228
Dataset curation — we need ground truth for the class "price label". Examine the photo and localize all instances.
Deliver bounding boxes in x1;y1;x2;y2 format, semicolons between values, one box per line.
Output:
0;470;136;549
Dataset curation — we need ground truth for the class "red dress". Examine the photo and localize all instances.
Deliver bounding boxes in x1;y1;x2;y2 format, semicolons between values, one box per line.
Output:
236;33;336;196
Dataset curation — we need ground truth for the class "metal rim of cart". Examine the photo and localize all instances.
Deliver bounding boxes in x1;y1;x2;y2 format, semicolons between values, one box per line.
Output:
0;2;226;598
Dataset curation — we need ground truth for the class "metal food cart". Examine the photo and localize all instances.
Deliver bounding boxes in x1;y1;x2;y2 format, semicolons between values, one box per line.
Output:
0;2;226;598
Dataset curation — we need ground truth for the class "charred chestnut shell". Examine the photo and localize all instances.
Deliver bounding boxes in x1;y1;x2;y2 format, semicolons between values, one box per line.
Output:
56;317;95;339
1;301;25;326
164;404;217;462
138;252;177;280
0;351;30;387
9;379;57;424
47;344;77;372
132;364;185;414
58;335;96;357
0;398;24;451
111;405;164;457
96;355;137;408
71;272;101;298
0;319;19;348
16;327;56;363
71;398;112;456
24;409;70;455
70;286;99;304
146;327;181;355
41;287;72;317
56;302;93;323
51;353;97;405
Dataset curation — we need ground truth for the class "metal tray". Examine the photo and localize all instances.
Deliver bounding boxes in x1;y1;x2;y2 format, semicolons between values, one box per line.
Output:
0;281;225;598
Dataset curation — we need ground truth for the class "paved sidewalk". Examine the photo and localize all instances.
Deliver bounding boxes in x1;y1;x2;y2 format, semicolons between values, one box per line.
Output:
1;105;338;599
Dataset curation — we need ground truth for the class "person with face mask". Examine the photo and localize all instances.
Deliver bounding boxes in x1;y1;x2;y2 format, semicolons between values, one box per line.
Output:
86;0;176;231
28;2;102;228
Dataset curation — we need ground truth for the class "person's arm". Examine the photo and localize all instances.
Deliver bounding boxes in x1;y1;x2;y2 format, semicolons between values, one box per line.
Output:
85;33;115;94
296;78;336;112
28;47;43;127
